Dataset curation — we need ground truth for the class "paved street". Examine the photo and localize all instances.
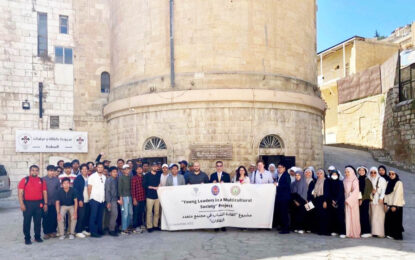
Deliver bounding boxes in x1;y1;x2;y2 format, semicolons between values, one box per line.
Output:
0;146;414;259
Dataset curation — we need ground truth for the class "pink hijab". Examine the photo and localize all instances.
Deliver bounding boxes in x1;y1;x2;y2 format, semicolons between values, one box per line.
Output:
343;167;357;194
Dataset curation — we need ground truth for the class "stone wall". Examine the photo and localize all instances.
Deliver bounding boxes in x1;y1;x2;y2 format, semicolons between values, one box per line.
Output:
383;86;415;171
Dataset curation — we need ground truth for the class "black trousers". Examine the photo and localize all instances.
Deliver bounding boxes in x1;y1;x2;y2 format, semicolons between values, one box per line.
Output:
42;204;57;235
75;202;90;233
329;204;345;235
359;200;371;234
133;201;145;228
23;200;43;241
89;199;104;235
385;207;404;240
276;200;290;232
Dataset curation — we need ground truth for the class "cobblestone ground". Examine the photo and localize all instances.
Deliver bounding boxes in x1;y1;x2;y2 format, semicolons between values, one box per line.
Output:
0;146;414;259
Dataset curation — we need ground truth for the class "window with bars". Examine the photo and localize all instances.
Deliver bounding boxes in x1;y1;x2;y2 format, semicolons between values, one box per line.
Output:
399;63;415;101
144;137;167;150
259;135;283;149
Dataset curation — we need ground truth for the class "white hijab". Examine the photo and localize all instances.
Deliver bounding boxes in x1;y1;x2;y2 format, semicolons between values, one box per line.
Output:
368;166;380;187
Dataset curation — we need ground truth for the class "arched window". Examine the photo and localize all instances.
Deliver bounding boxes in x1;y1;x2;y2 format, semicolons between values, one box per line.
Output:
259;135;283;149
101;72;110;93
144;137;167;150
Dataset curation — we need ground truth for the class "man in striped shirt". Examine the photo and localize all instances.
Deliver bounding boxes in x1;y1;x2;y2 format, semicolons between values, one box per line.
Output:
58;162;77;187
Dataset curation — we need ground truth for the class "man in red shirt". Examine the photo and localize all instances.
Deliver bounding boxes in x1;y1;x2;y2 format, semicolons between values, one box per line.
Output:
18;165;48;245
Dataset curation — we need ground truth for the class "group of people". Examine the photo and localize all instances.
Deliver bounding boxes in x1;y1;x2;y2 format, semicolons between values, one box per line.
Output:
18;155;405;245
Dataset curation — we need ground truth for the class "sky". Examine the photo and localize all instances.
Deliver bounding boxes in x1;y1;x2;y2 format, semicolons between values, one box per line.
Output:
317;0;415;52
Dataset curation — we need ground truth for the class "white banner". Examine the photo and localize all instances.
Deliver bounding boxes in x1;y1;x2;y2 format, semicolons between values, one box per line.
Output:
158;183;276;230
15;130;88;153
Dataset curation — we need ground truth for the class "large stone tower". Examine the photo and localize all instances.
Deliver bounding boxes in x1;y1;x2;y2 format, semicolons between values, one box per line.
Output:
104;0;325;171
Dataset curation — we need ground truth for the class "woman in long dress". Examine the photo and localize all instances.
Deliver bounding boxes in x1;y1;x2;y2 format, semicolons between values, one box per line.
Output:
356;166;373;238
290;170;308;234
368;166;387;237
343;166;360;238
327;170;346;238
310;168;330;235
304;168;316;233
384;170;405;240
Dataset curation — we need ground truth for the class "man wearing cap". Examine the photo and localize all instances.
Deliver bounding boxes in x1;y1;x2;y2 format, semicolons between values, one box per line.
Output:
18;165;48;245
160;164;170;187
118;164;133;234
59;162;77;187
42;165;60;239
186;162;209;184
143;162;161;232
179;160;190;176
166;164;185;186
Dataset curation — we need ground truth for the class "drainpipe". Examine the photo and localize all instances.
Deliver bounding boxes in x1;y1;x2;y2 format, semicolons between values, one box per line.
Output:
169;0;175;87
39;82;44;176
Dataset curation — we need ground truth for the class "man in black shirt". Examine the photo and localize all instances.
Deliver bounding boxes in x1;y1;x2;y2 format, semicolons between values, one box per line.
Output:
143;162;160;232
56;178;78;240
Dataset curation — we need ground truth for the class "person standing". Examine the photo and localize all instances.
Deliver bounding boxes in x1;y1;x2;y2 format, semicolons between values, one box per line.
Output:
143;162;161;232
304;168;316;233
18;165;48;245
247;164;256;180
384;170;405;240
71;159;81;176
42;165;60;239
105;167;120;236
343;166;360;238
327;170;346;238
118;164;133;234
368;167;387;238
356;166;373;238
88;162;106;238
210;161;231;183
274;162;290;234
290;170;308;234
233;166;250;184
186;162;209;184
310;169;329;235
160;164;170;187
73;164;90;238
178;160;190;176
59;162;77;186
131;166;146;232
251;160;274;184
56;178;78;240
166;164;186;186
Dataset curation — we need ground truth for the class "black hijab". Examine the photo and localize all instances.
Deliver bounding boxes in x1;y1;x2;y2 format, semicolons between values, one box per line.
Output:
385;172;400;195
357;166;368;192
378;165;390;181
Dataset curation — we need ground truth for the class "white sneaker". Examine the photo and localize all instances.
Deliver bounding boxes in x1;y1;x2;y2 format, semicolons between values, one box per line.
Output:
135;228;143;233
331;232;338;236
76;233;86;238
294;230;298;233
59;235;65;240
362;233;372;238
339;234;346;238
386;236;393;239
82;231;91;236
140;225;146;230
69;234;75;240
298;230;304;234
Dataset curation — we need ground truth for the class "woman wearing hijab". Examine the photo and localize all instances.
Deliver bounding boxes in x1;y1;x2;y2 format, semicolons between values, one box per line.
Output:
384;170;405;240
368;166;387;237
304;168;316;233
378;165;390;181
290;170;308;234
357;166;373;238
344;167;361;238
310;168;330;235
327;170;346;238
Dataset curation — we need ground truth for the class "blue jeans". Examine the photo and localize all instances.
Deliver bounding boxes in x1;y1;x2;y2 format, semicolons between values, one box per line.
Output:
89;199;104;235
121;196;132;231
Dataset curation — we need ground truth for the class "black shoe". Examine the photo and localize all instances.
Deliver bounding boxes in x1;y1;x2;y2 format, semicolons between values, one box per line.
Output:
91;233;102;238
109;231;119;237
34;237;43;243
214;228;219;232
279;231;290;234
147;228;154;233
153;227;161;231
25;240;32;245
221;227;227;232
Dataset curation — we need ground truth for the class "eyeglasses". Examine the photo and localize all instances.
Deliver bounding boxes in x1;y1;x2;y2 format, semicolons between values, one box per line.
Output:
216;165;223;168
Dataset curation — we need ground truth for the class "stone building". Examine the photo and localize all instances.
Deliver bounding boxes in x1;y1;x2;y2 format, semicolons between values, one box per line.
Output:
0;0;325;190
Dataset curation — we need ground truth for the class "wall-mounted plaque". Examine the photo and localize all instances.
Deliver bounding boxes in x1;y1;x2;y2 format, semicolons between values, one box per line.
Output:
190;144;233;160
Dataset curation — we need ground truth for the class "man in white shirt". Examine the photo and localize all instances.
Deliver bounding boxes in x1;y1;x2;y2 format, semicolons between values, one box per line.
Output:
159;164;170;187
251;160;275;184
88;162;106;238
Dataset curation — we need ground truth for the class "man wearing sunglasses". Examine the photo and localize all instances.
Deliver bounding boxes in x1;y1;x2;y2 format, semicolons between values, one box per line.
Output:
210;161;231;184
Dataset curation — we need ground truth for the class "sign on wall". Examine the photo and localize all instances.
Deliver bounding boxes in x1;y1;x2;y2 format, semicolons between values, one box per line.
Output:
15;130;88;153
190;144;233;160
158;183;276;230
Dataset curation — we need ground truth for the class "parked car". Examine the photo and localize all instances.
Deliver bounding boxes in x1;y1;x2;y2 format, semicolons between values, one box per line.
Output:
0;165;12;199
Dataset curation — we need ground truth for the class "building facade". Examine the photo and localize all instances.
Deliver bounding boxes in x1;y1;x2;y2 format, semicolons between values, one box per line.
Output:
0;0;324;190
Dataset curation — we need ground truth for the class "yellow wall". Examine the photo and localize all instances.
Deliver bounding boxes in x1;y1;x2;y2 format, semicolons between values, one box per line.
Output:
354;41;400;73
318;44;353;83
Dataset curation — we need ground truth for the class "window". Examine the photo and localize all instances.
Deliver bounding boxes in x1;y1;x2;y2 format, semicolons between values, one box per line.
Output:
101;72;110;93
37;12;48;57
59;15;68;34
259;135;283;149
55;47;73;64
50;116;59;129
144;137;167;150
399;63;415;101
